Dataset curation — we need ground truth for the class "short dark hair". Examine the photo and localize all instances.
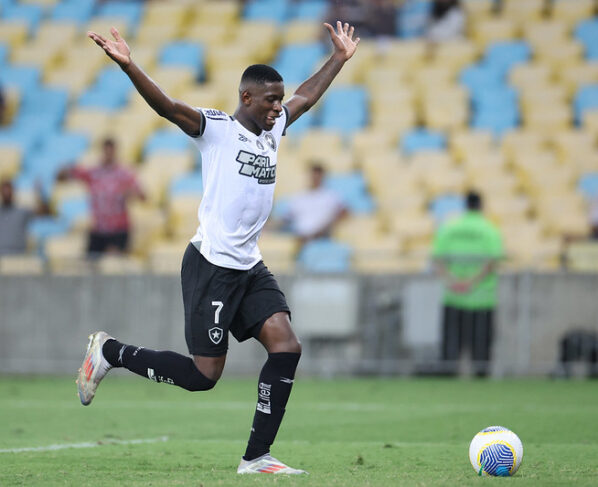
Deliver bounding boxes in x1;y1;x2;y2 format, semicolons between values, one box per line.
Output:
466;190;482;210
102;137;115;148
240;64;283;86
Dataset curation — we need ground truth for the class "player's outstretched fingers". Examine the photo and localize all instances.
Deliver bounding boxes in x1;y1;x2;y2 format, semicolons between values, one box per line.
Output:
110;27;123;41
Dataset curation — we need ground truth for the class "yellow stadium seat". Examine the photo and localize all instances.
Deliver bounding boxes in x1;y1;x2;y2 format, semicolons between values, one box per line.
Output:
461;150;507;173
388;211;436;250
501;0;545;26
3;86;19;125
422;166;466;197
501;130;549;163
462;0;496;21
523;20;569;52
129;203;168;257
565;241;598;272
485;193;531;225
64;108;112;143
0;145;22;179
351;129;397;161
421;86;469;131
332;214;386;242
408;150;455;179
45;233;88;274
142;2;190;29
0;254;45;275
430;39;479;72
449;130;495;163
297;130;344;160
257;231;299;274
96;255;146;274
557;62;598;98
379;40;428;71
0;21;28;49
471;169;519;195
11;42;62;72
522;104;572;135
534;40;584;71
501;221;561;270
35;20;78;46
508;62;553;91
235;21;280;64
471;18;518;49
192;0;240;26
45;67;98;98
147;238;189;274
364;65;410;92
349;235;404;273
282;20;321;44
205;43;255;74
184;22;232;47
550;0;594;26
551;130;596;165
167;194;201;239
582;110;598;140
51;180;88;206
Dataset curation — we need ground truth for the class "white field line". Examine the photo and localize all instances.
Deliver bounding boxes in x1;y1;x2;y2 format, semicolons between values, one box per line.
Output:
0;436;168;454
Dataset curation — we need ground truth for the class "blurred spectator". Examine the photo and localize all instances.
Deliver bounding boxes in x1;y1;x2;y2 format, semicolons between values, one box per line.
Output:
325;0;396;39
590;194;598;239
432;190;503;377
0;84;6;125
277;163;347;247
425;0;466;42
59;138;145;258
0;179;49;255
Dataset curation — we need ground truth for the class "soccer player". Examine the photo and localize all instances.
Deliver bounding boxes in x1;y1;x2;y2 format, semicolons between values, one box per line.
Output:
77;21;359;474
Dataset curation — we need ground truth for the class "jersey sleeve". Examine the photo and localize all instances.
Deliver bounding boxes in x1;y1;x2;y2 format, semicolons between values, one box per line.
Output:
194;108;231;145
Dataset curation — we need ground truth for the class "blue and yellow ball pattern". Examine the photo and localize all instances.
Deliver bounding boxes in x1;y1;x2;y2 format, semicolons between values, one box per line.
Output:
469;426;523;477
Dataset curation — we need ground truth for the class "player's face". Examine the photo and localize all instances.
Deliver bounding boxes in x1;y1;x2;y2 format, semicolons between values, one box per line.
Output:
248;81;284;131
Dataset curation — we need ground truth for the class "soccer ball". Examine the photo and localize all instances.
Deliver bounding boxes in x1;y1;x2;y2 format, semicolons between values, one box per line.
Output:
469;426;523;477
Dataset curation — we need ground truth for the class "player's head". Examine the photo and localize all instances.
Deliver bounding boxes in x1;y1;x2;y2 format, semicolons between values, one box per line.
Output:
238;64;284;132
308;162;326;189
101;137;116;164
0;178;14;206
466;190;483;211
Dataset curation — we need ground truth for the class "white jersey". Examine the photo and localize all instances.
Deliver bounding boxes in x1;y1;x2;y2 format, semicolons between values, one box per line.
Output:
189;107;287;270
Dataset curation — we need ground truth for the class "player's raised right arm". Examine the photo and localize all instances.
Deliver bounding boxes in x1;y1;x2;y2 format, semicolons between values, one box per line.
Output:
87;28;203;137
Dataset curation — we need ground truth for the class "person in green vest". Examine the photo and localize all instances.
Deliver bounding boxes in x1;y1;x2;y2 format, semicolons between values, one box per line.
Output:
432;190;503;376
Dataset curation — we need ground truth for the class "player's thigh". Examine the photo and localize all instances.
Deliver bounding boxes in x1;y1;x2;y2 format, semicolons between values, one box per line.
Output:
181;244;246;357
231;261;292;344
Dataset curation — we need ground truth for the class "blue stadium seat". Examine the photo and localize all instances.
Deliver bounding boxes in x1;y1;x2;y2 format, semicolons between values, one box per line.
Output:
460;64;505;97
78;67;133;111
575;18;598;60
144;129;192;156
2;3;43;35
320;86;368;135
0;43;8;67
57;196;90;227
289;0;327;20
471;109;519;137
0;65;40;94
401;128;447;155
159;41;205;78
51;0;94;24
169;172;203;196
0;127;40;162
21;87;69;125
483;41;531;74
96;1;145;34
274;42;326;84
28;216;71;253
283;109;314;138
325;172;375;214
430;194;464;223
578;172;598;199
573;84;598;125
297;238;352;273
244;0;289;23
397;0;430;38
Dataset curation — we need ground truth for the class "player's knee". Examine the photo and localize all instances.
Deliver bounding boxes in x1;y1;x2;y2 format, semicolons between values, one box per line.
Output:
184;367;217;392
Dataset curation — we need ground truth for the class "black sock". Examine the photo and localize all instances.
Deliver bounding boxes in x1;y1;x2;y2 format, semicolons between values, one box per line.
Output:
243;352;301;461
102;339;216;392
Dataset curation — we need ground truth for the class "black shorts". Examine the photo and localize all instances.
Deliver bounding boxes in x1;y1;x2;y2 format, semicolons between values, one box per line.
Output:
87;231;129;256
181;243;290;357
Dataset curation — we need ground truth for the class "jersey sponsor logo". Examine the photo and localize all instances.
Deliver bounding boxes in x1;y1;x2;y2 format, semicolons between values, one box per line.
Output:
264;133;277;151
236;150;276;184
208;327;224;345
238;133;249;142
256;140;264;150
203;109;228;121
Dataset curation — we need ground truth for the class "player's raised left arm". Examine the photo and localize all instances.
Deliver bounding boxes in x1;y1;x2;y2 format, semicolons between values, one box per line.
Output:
284;21;360;126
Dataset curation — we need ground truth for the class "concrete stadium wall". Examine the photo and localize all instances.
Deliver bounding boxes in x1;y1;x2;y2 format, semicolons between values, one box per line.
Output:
1;273;597;377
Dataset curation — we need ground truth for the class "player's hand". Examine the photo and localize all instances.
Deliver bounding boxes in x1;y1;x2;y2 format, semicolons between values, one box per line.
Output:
324;21;360;61
87;27;131;68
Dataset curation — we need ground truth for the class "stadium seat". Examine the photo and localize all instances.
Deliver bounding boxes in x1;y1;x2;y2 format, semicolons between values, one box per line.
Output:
96;1;145;35
159;41;205;79
273;42;326;84
297;238;352;273
578;172;598;199
397;0;430;39
401;128;447;155
51;0;94;24
320;86;368;135
2;3;43;35
244;0;289;23
289;0;327;21
551;0;594;26
169;172;203;197
573;84;598;125
430;194;465;224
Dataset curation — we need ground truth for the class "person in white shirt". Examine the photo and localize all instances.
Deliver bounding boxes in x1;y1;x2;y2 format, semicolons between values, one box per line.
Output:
76;20;360;475
283;163;348;245
426;0;466;42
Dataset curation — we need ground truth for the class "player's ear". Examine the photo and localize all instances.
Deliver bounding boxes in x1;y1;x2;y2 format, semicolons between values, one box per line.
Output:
240;89;252;106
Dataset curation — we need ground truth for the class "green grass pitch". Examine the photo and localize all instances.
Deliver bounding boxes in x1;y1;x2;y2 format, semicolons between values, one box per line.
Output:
1;375;597;486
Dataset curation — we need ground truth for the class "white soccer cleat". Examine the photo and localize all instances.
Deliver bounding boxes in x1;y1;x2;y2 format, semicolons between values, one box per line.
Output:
237;454;307;474
76;331;114;406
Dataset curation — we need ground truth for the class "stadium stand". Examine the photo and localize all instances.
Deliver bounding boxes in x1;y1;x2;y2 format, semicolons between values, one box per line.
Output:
1;0;598;274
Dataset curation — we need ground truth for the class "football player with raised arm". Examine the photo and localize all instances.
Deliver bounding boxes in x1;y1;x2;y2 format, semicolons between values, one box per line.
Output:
77;20;359;474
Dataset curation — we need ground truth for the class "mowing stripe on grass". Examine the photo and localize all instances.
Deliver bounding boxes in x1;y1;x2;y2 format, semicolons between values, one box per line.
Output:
0;436;169;454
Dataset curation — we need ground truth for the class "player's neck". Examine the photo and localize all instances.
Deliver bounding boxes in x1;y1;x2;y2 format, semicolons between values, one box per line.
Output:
233;109;261;136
